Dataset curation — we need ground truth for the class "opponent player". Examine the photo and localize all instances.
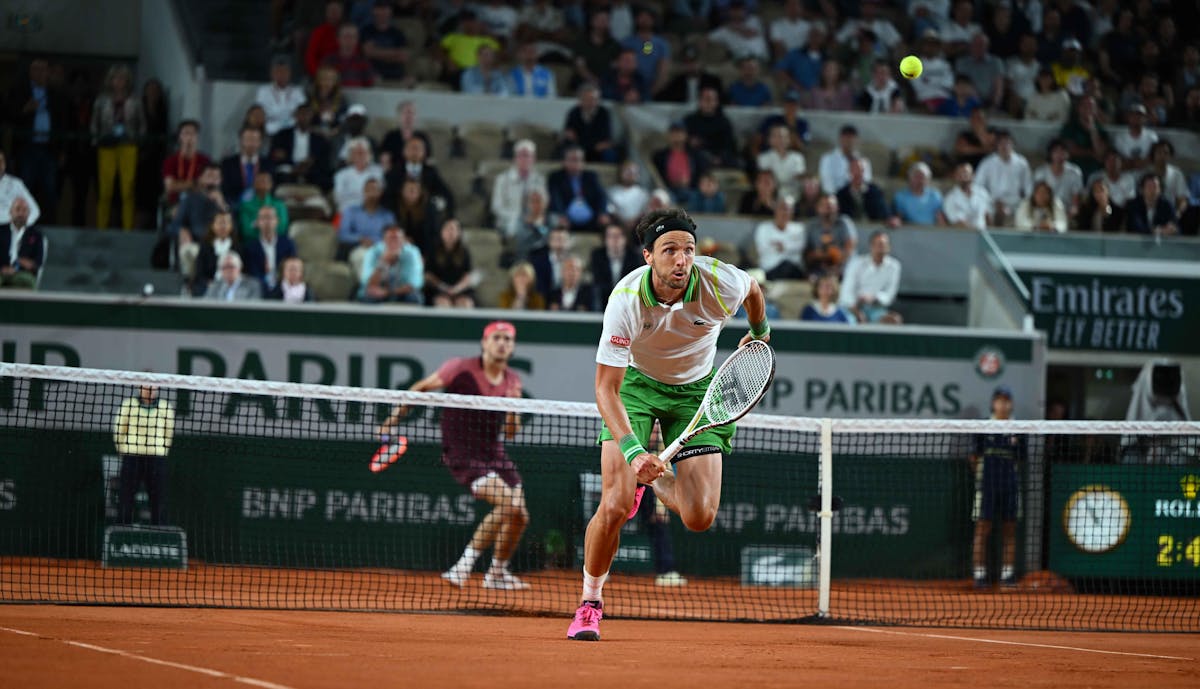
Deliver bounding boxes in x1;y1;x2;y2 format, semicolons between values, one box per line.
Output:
970;385;1026;589
567;208;770;640
379;320;531;590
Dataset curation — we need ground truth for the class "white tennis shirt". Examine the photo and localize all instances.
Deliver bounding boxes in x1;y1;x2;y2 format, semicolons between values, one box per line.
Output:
595;255;753;385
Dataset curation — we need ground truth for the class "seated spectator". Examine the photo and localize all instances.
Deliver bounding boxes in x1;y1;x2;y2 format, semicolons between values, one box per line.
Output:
332;104;377;166
514;0;571;49
804;194;857;278
835;0;902;54
476;0;519;41
0;150;40;226
361;224;423;304
839;231;902;325
1085;150;1136;209
306;66;348;136
684;86;738;169
1024;68;1071;123
424;218;476;308
1059;95;1109;180
858;59;901;114
394;178;442;259
801;274;854;324
161;120;211;206
530;224;572;298
547;146;610;234
1014;180;1068;232
562;83;617;163
657;44;720;105
686;171;727;214
239;104;268;144
774;25;826;94
937;74;982;118
509;40;558;98
1051;38;1089;97
739;169;778;217
608;161;650;229
237;170;289;242
1111;104;1158;170
491;139;548;240
942;162;992;230
439;11;500;86
836;158;887;222
269;101;332;190
1075;179;1125;233
379;102;432;172
754;91;810;155
256;56;307;136
941;0;982;58
1033;139;1084;216
889;162;945;227
170;165;228;280
506;186;551;265
757;124;806;197
322;23;376;88
304;0;344;77
652;121;705;201
803;60;854;112
499;261;546;310
573;9;621;89
1174;83;1200;130
974;129;1031;226
707;2;769;61
205;252;262;301
459;44;510;95
192;210;240;296
267;256;316;302
620;7;672;94
754;195;806;280
360;0;409;82
818;125;873;195
953;109;995;169
1125;172;1179;236
1004;33;1041;117
911;30;955;112
728;56;772;107
387;136;454;218
220;126;272;207
793;174;823;218
601;48;650;104
589;223;640;309
0;197;42;289
768;0;814;59
241;205;296;290
1147;140;1189;214
956;33;1005;110
332;138;384;211
647;188;672;214
339;176;395;269
548;254;595;312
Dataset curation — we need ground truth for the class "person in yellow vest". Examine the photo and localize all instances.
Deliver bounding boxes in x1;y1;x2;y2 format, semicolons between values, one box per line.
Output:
113;383;176;525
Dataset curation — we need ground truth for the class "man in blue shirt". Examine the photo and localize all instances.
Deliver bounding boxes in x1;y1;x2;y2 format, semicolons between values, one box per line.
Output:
774;25;825;93
360;224;423;304
970;385;1026;589
620;7;671;95
888;162;945;227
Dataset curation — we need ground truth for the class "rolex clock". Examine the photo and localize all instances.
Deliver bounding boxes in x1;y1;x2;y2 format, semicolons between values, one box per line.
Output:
1063;485;1132;553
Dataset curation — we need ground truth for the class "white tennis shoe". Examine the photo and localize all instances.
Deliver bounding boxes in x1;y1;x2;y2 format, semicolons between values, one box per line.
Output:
482;570;531;590
441;569;468;587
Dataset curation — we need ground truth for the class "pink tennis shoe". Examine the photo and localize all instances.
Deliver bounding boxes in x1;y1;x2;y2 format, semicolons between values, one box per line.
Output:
567;601;603;641
625;485;646;521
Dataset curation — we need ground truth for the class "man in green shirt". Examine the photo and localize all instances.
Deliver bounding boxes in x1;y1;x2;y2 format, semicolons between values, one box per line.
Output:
238;169;289;241
1057;95;1109;180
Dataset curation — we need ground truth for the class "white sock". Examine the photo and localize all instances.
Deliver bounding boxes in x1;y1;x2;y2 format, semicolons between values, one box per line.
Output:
451;546;481;575
973;566;987;580
1001;565;1014;580
582;570;608;602
489;557;509;574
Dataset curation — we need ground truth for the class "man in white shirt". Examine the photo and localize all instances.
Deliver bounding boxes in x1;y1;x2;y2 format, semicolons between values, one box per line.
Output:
939;0;981;56
1111;104;1158;169
754;195;806;280
911;29;955;111
769;0;816;58
835;0;901;52
1005;34;1041;111
255;56;307;137
1033;138;1084;215
0;151;40;226
943;162;992;230
0;196;42;289
332;138;384;211
818;125;873;195
708;1;769;61
757;124;806;198
839;231;902;324
607;161;650;228
1147;140;1189;213
1085;150;1137;209
491;139;548;239
974;129;1031;226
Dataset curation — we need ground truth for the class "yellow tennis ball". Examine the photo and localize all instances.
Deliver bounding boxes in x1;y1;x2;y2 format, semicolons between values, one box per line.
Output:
900;55;923;79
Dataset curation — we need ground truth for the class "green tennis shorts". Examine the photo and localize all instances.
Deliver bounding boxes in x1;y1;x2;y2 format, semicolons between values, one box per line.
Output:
597;367;735;456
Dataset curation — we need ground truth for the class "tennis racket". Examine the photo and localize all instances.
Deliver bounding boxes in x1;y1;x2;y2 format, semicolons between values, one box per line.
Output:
369;435;409;473
658;340;776;464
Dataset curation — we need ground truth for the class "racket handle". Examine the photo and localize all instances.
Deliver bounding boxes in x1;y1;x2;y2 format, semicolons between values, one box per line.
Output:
659;438;684;465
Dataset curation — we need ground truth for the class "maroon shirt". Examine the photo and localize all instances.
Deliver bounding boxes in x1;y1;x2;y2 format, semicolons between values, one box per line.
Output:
437;356;520;460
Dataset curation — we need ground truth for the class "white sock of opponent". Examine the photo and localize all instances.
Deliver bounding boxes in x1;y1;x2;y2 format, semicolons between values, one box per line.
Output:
489;557;510;574
581;570;608;602
450;546;482;576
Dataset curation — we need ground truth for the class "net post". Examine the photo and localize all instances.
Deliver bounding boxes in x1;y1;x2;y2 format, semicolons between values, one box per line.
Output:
817;417;833;619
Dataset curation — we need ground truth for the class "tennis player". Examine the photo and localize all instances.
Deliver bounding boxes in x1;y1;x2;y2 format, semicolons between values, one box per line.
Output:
970;385;1026;589
568;208;770;640
378;320;530;590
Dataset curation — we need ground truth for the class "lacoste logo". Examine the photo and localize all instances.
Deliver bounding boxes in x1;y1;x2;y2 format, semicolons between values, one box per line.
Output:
693;320;710;327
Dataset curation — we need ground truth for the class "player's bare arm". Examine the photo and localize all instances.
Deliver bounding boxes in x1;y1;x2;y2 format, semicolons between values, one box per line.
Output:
378;372;445;434
596;363;664;484
503;380;523;440
738;279;772;347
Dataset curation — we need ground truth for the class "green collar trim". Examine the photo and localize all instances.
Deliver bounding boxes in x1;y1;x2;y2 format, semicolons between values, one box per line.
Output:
640;265;700;307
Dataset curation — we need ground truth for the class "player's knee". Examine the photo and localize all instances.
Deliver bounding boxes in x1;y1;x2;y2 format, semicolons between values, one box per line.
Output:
681;504;718;532
598;493;633;526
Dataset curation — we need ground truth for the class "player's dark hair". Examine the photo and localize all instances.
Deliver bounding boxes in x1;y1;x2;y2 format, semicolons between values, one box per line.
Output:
635;208;696;250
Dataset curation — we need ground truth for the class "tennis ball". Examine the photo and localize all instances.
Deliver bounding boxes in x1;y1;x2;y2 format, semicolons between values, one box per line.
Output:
899;55;923;79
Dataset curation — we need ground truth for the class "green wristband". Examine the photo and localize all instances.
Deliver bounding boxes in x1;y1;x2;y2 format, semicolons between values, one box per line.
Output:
750;319;771;339
618;434;646;464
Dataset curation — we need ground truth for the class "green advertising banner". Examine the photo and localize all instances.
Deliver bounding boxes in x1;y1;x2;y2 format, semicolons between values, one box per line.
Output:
1049;465;1200;580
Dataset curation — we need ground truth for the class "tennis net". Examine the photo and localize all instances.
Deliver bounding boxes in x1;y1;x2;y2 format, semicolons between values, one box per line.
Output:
1;363;1197;631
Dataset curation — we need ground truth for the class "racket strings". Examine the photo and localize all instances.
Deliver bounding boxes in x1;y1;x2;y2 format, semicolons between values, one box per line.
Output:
705;342;775;424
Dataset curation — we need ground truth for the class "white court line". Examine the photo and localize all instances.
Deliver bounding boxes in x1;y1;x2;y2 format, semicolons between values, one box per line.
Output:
836;626;1193;661
0;626;299;689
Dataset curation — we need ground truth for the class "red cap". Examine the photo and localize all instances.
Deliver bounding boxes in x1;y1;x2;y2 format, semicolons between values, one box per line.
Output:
483;320;516;339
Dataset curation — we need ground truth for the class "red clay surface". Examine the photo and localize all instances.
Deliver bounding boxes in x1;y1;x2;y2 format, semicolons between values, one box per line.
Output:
1;605;1194;689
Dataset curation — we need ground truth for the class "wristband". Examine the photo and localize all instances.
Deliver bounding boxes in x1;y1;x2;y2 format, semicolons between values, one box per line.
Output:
618;434;647;465
749;318;771;340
